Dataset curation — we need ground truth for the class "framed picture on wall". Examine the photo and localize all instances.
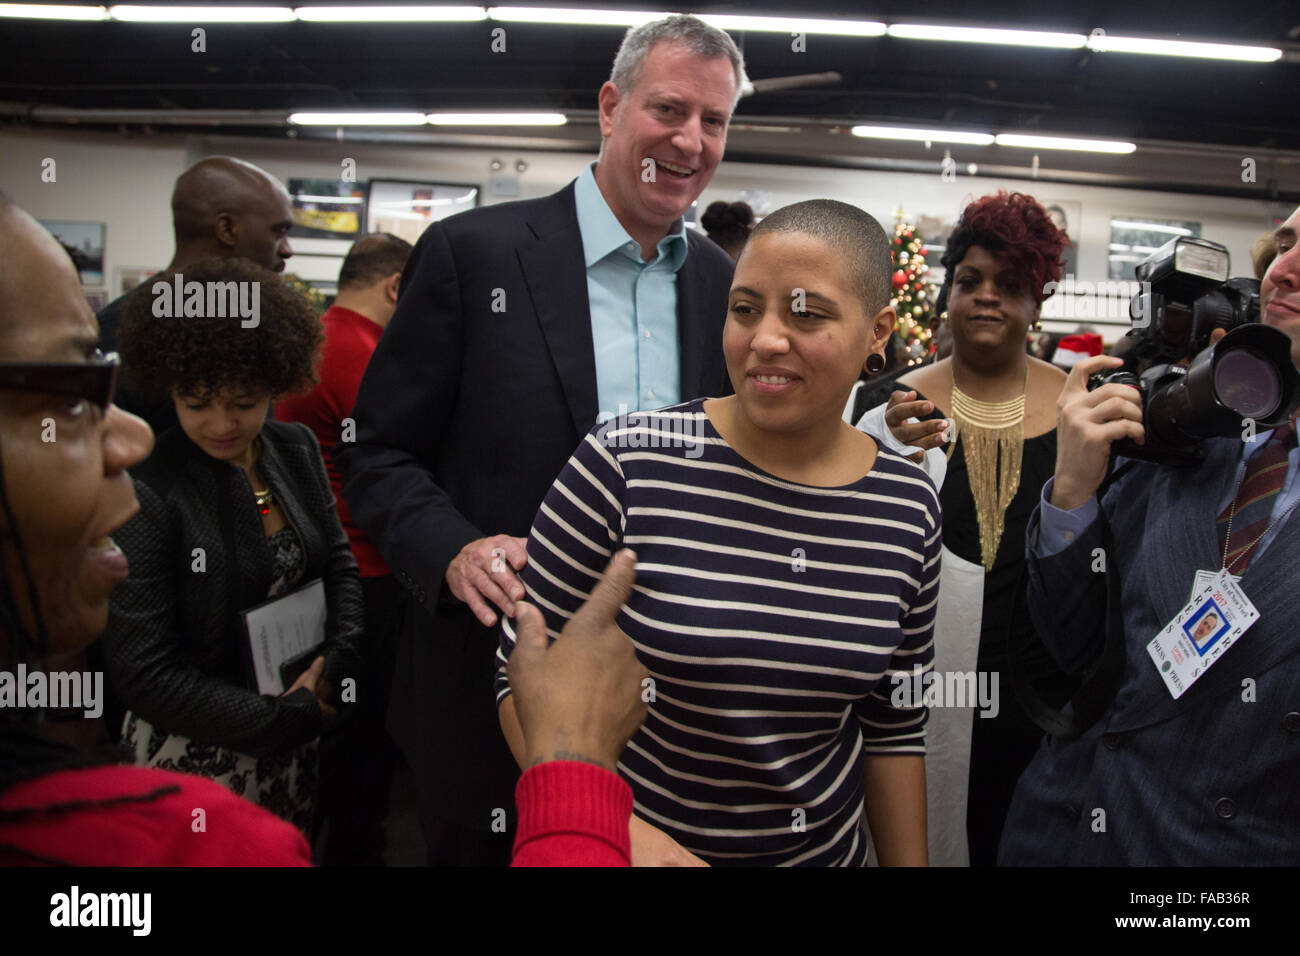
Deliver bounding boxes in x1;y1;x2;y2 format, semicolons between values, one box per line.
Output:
114;266;159;297
39;220;105;286
366;179;479;245
288;178;368;240
1041;199;1082;279
1108;216;1201;280
915;211;959;279
917;200;1083;283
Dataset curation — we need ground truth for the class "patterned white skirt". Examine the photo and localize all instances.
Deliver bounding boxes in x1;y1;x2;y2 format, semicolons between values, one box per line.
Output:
122;711;318;837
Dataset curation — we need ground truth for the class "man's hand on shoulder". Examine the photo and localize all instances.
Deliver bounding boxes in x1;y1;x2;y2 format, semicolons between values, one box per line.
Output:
446;534;528;626
1052;355;1145;511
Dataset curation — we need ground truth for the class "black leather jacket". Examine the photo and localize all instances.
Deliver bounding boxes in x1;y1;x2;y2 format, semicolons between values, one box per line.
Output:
104;420;364;757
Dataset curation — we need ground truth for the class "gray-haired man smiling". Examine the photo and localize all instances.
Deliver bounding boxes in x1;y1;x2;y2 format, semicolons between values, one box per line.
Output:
337;14;744;865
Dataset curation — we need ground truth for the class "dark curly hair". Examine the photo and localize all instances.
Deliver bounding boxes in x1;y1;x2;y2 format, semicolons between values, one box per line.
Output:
118;257;323;402
701;200;754;257
939;191;1071;303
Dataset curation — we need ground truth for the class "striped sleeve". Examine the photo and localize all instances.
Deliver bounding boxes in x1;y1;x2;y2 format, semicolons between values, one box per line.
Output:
495;429;628;704
853;485;941;754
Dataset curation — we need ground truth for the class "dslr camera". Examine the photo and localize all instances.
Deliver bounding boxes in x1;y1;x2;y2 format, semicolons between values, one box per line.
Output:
1089;236;1300;466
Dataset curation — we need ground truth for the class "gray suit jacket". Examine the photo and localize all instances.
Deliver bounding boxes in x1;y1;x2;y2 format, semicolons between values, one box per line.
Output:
1000;437;1300;865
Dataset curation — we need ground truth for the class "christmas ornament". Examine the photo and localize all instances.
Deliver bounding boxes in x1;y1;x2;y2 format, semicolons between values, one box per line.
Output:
888;219;939;357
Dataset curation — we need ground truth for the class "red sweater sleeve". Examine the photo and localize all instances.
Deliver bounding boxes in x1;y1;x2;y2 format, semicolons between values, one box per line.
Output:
0;766;311;866
511;760;632;867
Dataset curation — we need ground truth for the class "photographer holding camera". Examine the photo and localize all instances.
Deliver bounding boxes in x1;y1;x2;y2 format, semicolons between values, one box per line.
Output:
999;206;1300;866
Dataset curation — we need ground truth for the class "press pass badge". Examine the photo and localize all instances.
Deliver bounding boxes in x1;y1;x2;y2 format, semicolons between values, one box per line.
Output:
1188;568;1239;603
1147;568;1258;699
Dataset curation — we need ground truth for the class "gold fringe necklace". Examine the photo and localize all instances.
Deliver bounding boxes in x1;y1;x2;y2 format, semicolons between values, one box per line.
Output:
950;375;1026;570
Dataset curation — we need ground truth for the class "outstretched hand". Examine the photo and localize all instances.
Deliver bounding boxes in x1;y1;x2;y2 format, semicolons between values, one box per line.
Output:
508;549;649;773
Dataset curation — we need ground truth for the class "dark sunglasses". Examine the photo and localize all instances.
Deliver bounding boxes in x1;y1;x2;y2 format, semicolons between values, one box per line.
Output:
0;350;120;412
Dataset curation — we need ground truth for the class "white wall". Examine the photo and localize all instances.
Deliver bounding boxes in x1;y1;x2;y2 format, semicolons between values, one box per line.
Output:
2;127;1293;331
0;131;187;293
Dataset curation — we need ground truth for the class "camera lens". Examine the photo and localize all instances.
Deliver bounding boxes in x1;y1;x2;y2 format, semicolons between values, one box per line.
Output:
1214;348;1280;420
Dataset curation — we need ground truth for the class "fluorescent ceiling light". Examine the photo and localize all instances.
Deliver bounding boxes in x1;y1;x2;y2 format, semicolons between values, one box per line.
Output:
490;8;884;34
995;133;1135;153
487;6;666;27
888;23;1084;49
296;5;486;22
1111;220;1193;236
0;3;105;18
288;112;427;125
698;14;884;37
426;112;567;125
1087;34;1281;62
109;4;294;22
852;125;994;145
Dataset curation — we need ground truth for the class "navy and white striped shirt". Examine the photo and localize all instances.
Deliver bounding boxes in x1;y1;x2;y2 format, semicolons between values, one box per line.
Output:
496;399;941;865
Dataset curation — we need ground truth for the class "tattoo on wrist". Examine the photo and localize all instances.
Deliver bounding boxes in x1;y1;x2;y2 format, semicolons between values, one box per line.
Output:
528;750;612;771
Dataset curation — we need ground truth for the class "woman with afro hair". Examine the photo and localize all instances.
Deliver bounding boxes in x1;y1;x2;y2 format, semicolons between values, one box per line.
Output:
855;191;1075;867
103;257;363;838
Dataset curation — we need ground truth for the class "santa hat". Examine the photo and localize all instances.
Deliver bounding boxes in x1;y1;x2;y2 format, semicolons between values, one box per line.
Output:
1053;333;1104;369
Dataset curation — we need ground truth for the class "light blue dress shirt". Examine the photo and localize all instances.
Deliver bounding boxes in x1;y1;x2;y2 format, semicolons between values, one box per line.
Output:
573;162;686;421
1035;428;1300;563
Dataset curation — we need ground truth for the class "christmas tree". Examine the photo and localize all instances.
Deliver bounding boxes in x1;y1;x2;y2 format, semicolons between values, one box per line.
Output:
889;217;937;363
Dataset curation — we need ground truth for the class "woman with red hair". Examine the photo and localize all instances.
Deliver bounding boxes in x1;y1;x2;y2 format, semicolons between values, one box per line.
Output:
856;191;1073;867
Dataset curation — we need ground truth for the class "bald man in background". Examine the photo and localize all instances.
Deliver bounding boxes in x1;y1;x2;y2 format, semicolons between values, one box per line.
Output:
96;156;294;434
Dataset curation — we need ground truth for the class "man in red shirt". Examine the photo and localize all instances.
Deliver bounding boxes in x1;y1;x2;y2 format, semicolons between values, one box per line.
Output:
274;232;412;865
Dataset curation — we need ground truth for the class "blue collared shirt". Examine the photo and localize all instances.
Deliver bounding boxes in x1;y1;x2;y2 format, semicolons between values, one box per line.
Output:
1034;428;1300;563
573;162;686;420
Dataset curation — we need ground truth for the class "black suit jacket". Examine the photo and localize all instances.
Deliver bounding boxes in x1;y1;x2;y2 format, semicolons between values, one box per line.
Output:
105;421;364;757
336;180;734;827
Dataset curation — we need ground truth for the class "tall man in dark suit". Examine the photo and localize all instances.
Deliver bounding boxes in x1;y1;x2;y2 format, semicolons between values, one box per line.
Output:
1000;205;1300;865
336;14;745;865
